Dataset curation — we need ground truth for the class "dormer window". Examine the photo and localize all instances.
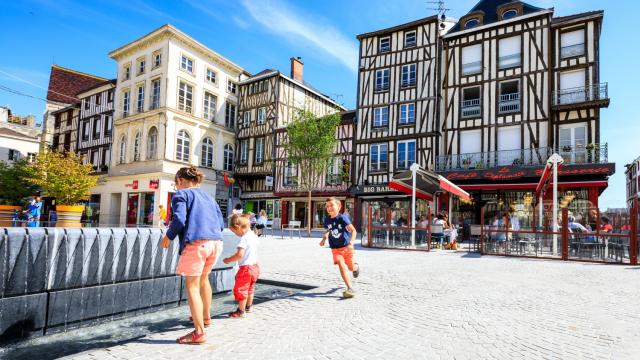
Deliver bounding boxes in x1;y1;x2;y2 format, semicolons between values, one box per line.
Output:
502;9;518;19
464;18;480;29
379;36;391;53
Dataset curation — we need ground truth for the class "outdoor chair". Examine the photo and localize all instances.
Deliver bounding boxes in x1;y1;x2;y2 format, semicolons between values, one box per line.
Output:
430;224;446;249
469;225;482;252
281;220;302;239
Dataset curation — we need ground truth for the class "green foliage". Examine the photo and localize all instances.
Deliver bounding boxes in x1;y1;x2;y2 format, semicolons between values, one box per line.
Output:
25;151;98;205
0;160;39;205
284;110;341;193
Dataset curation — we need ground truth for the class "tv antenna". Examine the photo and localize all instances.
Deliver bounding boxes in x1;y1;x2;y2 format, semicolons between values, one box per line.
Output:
427;0;450;17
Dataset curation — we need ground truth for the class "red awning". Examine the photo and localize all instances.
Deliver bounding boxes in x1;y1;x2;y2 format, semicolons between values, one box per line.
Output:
390;168;470;201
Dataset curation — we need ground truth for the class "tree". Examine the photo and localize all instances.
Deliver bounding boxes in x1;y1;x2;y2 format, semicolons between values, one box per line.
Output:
0;160;40;205
25;151;98;205
284;109;340;236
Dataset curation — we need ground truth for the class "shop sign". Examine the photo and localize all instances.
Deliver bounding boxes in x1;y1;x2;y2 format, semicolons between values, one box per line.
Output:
443;163;614;182
149;179;159;190
353;185;396;194
125;180;139;190
265;176;274;187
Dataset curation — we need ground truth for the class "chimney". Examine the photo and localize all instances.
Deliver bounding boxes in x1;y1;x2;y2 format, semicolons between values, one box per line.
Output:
290;57;303;82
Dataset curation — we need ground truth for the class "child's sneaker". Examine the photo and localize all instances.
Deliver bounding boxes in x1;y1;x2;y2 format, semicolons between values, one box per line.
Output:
342;288;354;298
353;263;360;278
229;308;245;318
245;305;252;313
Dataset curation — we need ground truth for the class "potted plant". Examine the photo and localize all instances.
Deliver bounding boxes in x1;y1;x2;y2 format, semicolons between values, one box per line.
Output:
0;160;40;226
585;143;597;162
512;158;523;166
25;151;98;227
462;157;472;169
474;160;484;169
562;145;572;152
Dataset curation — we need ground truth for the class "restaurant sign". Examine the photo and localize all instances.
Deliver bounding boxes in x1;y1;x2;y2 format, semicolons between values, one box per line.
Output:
352;184;397;195
443;163;614;182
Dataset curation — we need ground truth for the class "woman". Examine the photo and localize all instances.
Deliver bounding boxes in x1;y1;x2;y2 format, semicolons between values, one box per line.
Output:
255;209;268;236
232;203;243;215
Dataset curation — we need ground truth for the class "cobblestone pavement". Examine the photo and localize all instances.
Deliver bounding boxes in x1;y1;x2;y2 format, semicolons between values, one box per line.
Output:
64;236;640;360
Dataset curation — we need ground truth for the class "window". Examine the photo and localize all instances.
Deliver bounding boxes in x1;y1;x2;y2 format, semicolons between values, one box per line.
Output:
136;84;145;113
225;102;236;128
27;153;36;163
150;79;161;110
462;87;481;118
203;91;217;121
399;103;415;125
379;36;391;53
326;158;342;185
118;136;126;164
90;151;98;168
223;144;234;171
404;31;417;48
561;29;585;58
559;124;587;163
176;130;190;162
96;93;101;106
284;161;297;186
84;98;90;110
137;58;146;75
257;107;266;124
369;144;388;172
93;116;101;139
101;148;109;167
497;126;521;165
8;149;20;161
498;36;521;69
201;137;214;168
240;139;249;164
206;68;217;85
255;137;264;164
82;120;90;140
123;64;130;80
375;69;390;91
104;115;112;136
147;127;157;160
396;140;416;170
373;107;389;127
499;80;520;113
243;111;251;127
502;9;518;19
180;55;194;73
227;80;237;95
461;44;482;75
460;129;481;156
123;90;130;117
178;81;193;113
133;132;141;161
558;70;586;104
108;90;114;103
153;51;162;68
401;64;416;87
464;18;480;29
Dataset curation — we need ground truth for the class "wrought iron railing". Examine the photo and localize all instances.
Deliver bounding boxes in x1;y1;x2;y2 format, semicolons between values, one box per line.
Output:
462;98;481;118
553;83;608;106
435;144;608;172
560;43;585;58
499;93;520;113
462;61;482;76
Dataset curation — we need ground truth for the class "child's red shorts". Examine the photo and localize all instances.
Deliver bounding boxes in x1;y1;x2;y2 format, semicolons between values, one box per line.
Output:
331;245;355;271
233;264;260;301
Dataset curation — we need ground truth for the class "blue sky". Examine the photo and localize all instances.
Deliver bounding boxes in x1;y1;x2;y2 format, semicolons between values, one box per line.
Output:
0;0;637;209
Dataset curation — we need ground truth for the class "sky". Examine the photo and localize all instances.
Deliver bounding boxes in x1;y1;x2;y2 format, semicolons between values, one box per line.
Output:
0;0;638;209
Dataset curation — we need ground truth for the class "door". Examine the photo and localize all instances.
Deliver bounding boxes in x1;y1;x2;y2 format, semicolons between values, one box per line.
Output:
559;125;587;163
126;194;139;225
559;70;586;104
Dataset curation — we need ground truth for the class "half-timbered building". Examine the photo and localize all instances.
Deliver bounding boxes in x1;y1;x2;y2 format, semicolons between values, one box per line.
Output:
626;157;640;209
51;104;80;154
353;16;444;230
437;0;612;226
235;57;346;227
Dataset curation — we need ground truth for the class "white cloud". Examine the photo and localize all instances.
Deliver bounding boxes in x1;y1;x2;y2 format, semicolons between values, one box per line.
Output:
233;16;250;29
239;0;358;73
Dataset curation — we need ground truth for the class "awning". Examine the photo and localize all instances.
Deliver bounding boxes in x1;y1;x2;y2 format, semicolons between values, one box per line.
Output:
460;180;607;191
535;162;563;198
390;168;470;201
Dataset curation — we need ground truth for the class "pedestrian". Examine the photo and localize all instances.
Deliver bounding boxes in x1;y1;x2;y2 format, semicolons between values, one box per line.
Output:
160;166;225;345
319;197;360;298
33;196;43;225
255;209;267;236
232;203;243;215
223;214;260;318
158;204;167;227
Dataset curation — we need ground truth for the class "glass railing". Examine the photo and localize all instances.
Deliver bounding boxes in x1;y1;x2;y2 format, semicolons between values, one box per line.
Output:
560;43;585;58
553;83;609;106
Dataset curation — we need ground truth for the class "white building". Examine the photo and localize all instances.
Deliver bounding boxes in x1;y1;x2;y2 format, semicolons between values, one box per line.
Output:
0;107;40;164
96;24;249;226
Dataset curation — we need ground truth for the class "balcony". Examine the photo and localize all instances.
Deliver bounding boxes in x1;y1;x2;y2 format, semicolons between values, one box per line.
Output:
552;83;609;110
462;99;481;118
435;144;608;172
560;43;585;59
499;93;520;113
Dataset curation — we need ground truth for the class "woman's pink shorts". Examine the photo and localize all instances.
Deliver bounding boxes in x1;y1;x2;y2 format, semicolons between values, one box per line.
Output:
176;240;223;277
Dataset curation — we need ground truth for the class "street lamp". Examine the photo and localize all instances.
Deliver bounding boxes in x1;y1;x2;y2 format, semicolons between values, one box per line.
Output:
410;162;420;247
547;153;564;255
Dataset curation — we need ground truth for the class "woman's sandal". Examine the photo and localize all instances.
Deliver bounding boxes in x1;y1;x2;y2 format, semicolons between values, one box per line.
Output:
176;330;206;345
188;316;211;327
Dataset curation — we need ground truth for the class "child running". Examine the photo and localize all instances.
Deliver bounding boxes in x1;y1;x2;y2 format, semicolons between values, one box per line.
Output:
223;214;260;318
319;197;360;298
161;166;224;345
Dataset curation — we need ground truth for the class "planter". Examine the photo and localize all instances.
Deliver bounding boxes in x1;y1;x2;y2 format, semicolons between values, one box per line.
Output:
55;205;85;228
0;205;21;227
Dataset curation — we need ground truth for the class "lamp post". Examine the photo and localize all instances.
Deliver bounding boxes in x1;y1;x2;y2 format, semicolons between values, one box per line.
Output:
547;153;564;255
410;163;420;247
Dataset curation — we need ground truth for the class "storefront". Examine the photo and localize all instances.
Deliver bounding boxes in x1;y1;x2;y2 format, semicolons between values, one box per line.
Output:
440;163;615;228
278;195;353;229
